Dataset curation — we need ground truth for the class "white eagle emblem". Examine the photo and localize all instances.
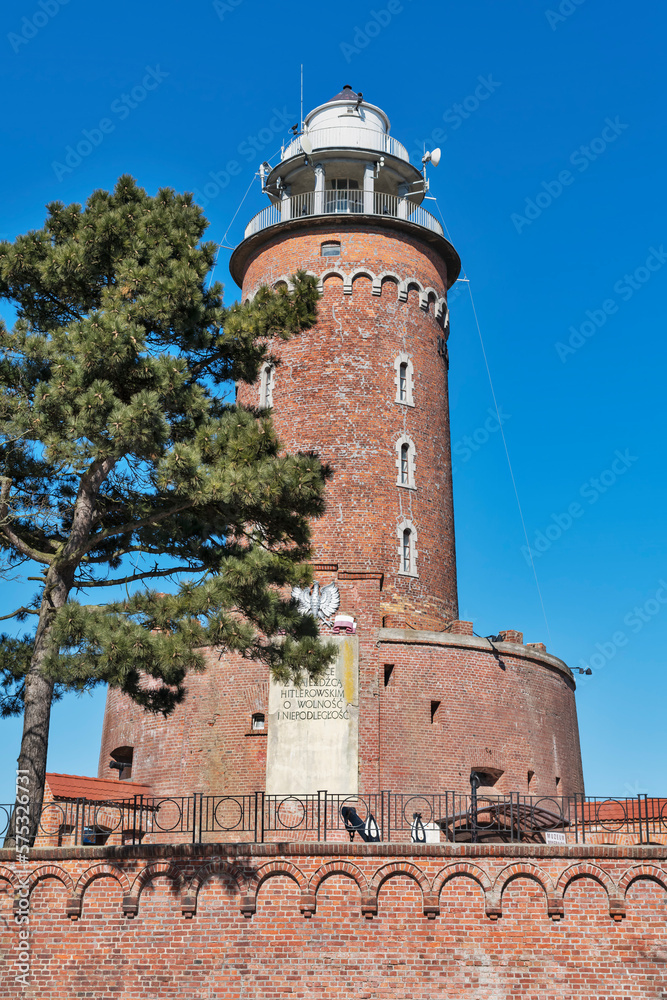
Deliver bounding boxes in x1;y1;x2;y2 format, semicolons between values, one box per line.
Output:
291;581;340;623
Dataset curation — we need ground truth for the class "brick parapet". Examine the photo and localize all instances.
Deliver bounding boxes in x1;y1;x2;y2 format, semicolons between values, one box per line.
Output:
377;626;576;684
3;842;666;864
6;841;666;995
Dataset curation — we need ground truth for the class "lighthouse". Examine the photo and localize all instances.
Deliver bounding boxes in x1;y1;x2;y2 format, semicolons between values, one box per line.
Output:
99;86;584;803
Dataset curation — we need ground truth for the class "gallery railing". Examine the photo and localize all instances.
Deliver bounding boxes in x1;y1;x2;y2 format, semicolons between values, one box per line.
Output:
2;792;666;848
243;193;444;238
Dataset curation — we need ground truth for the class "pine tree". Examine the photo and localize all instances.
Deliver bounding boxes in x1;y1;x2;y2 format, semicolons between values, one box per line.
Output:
0;176;334;843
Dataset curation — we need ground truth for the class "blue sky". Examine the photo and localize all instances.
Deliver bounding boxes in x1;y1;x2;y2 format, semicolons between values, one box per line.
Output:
0;0;665;802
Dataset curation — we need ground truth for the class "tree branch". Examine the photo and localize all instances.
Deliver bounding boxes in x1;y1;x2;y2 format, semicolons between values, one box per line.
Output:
73;565;195;589
0;478;54;565
82;544;171;565
0;606;39;622
79;499;194;557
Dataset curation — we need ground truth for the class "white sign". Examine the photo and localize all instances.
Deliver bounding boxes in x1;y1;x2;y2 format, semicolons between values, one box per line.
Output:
545;831;567;845
266;634;359;795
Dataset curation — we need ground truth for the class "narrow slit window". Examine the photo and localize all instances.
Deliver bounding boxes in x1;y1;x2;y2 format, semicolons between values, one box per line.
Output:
259;362;275;408
396;436;416;489
384;664;394;687
399;362;408;402
402;528;411;573
394;355;414;406
400;443;409;484
430;700;441;723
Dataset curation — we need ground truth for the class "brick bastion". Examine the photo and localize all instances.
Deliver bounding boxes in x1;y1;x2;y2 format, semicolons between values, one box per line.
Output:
99;612;584;800
2;840;667;998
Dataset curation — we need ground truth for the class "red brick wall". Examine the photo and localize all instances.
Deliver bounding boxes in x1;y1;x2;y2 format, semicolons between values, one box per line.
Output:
4;842;667;998
97;219;583;800
237;224;458;627
374;628;584;797
99;647;269;796
99;611;583;798
99;576;583;797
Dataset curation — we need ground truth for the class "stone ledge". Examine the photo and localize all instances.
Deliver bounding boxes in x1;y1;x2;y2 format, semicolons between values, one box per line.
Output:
3;841;665;864
229;215;461;289
376;627;575;683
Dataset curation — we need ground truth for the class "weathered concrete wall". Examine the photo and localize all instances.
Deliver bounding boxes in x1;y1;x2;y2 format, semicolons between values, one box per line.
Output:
3;841;667;998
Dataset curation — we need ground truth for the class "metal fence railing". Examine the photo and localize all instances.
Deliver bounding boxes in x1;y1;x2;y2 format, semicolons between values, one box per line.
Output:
243;193;443;238
3;792;666;848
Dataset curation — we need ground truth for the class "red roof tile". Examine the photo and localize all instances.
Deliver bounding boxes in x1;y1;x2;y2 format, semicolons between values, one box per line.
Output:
45;772;151;801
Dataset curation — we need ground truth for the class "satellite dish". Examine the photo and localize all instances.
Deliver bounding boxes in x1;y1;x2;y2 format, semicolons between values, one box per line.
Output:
301;133;313;156
430;147;441;167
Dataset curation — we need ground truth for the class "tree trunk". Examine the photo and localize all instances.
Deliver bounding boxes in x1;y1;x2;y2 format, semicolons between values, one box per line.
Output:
5;568;70;847
4;458;114;846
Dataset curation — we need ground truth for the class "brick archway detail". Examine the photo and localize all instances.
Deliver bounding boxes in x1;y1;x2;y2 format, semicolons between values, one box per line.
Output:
259;267;447;326
21;865;74;921
374;270;402;295
309;860;368;896
302;861;369;919
244;862;307;920
130;862;183;899
74;863;131;899
487;863;559;920
432;861;492;897
618;864;667;898
64;864;128;921
556;862;615;899
0;864;19;890
181;860;247;920
556;862;625;920
254;861;306;894
370;861;429;895
495;862;555;897
369;862;430;919
398;277;423;302
319;269;346;290
187;860;246;897
27;864;73;896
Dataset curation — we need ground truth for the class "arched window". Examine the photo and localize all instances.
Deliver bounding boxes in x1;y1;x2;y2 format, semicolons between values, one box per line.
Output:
251;712;265;731
259;362;275;408
395;436;416;489
396;519;418;576
394;354;414;406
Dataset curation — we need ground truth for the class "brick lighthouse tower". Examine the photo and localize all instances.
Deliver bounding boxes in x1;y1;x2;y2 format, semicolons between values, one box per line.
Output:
99;86;584;802
233;85;460;631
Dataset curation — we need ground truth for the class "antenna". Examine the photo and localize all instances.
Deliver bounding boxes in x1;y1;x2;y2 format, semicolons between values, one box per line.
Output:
300;64;304;132
421;147;441;194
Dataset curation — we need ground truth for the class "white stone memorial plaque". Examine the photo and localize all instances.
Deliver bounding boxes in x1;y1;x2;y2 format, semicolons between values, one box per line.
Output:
266;633;359;795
